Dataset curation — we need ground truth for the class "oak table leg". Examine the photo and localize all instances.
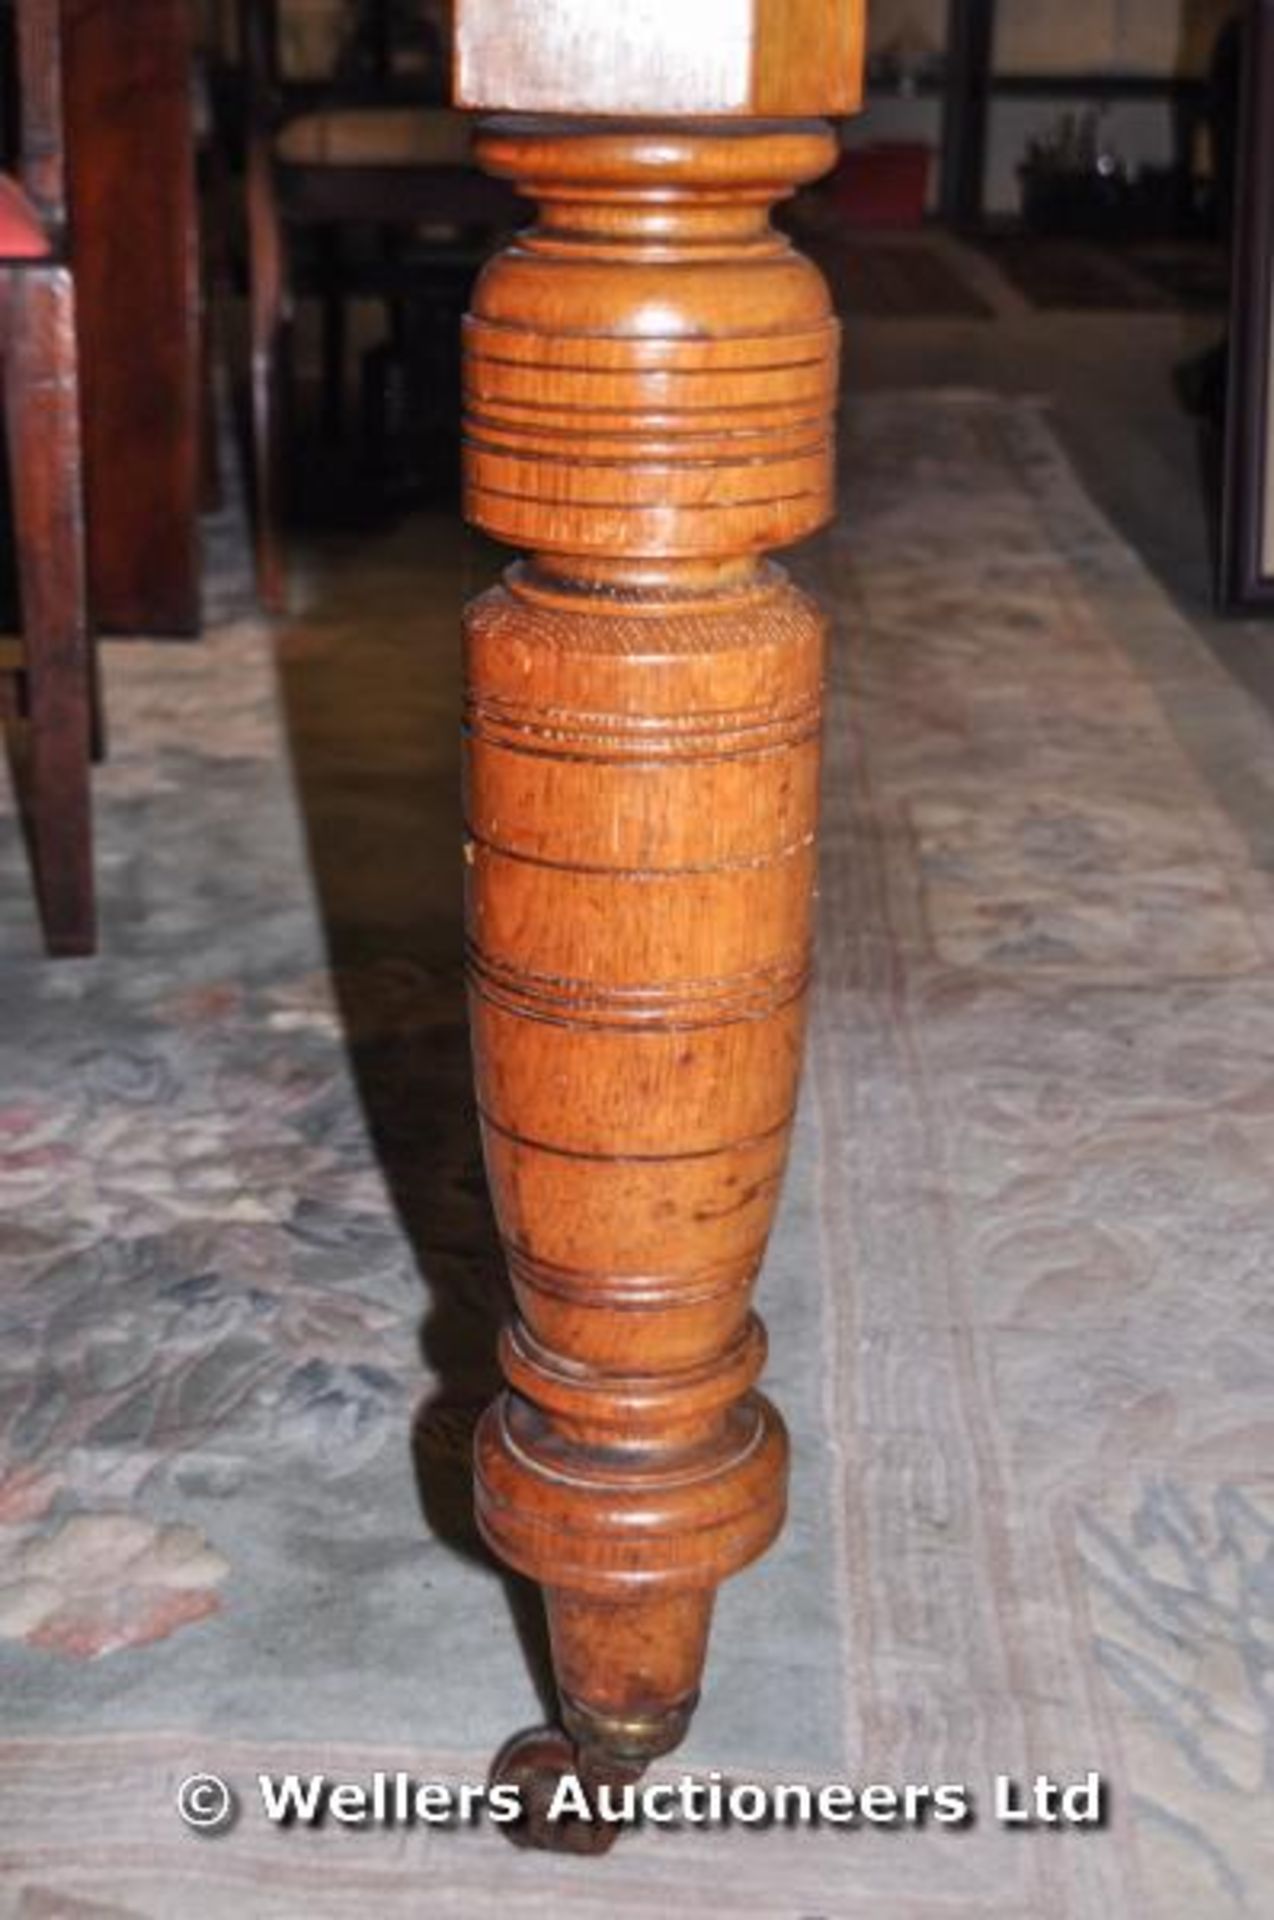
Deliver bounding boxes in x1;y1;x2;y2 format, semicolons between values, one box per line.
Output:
458;121;839;1847
453;1;862;1852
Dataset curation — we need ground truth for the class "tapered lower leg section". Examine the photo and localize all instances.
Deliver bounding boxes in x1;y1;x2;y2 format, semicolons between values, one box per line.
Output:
550;1590;714;1755
489;1592;716;1853
459;115;842;1846
476;1310;788;1815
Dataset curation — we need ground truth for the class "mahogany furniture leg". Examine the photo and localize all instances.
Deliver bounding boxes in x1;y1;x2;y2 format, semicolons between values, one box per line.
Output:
3;267;94;955
245;99;290;620
453;0;863;1852
63;0;201;636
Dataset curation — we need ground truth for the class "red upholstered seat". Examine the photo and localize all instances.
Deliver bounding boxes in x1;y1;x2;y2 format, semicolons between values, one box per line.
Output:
0;175;50;258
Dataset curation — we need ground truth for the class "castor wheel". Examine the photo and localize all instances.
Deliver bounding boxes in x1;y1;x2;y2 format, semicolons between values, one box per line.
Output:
490;1726;640;1854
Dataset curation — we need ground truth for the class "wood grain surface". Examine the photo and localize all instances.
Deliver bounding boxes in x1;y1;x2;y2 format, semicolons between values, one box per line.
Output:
63;0;201;635
454;0;864;116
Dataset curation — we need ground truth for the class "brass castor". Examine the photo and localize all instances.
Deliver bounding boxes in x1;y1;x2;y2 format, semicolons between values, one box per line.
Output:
491;1726;644;1855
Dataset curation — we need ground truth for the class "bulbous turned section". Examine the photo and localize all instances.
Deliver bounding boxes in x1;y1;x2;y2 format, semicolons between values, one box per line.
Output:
463;118;840;568
460;114;841;1849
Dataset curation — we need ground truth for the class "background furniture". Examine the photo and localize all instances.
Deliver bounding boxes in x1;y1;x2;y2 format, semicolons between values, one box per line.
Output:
62;0;202;636
1222;0;1274;606
0;0;95;951
239;0;515;611
940;0;995;224
453;0;864;1849
872;0;1218;228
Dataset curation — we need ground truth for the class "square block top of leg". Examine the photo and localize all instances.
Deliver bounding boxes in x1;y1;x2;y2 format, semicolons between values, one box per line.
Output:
453;0;864;118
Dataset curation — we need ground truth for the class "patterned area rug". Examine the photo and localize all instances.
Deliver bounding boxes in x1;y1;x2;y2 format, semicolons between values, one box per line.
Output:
1;393;1272;1915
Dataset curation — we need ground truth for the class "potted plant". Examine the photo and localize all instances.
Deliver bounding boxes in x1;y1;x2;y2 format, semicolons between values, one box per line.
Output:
1019;109;1133;238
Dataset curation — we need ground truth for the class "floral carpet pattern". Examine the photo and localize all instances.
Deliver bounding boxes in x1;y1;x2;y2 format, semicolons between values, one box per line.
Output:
0;395;1271;1915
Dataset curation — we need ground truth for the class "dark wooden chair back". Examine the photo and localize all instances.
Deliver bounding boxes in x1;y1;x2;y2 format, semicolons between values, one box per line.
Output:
2;0;67;234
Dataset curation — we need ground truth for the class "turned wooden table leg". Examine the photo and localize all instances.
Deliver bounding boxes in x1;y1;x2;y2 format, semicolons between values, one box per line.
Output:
453;3;862;1853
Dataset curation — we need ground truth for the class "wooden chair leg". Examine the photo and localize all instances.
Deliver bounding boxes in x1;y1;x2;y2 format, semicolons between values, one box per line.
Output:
198;128;234;520
246;136;287;616
3;265;95;957
318;226;346;444
88;629;106;765
199;283;223;518
250;317;287;617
